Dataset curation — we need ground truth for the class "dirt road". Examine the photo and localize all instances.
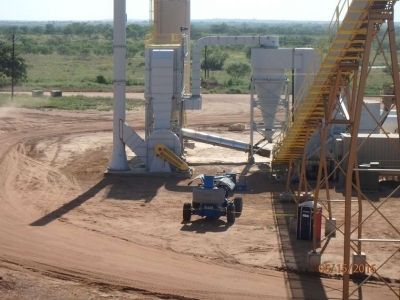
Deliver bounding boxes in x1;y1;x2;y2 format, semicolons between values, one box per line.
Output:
0;95;397;299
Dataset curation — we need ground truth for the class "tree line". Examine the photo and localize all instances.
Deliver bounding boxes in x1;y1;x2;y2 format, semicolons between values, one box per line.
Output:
1;21;400;85
0;23;150;40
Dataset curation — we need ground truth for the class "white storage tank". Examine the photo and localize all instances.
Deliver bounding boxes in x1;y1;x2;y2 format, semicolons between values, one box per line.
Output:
359;102;380;134
153;0;190;39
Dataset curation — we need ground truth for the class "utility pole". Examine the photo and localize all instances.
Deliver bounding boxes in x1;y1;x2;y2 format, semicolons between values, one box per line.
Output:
11;34;15;101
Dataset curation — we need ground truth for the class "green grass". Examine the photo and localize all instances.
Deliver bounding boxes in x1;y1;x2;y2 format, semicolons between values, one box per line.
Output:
0;94;144;111
2;41;399;95
16;53;145;92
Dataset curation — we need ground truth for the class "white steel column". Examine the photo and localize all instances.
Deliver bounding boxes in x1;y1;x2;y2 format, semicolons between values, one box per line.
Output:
249;80;255;163
109;0;129;170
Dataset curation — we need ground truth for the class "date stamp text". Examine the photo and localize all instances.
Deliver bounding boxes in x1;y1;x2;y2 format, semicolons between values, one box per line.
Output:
318;263;376;274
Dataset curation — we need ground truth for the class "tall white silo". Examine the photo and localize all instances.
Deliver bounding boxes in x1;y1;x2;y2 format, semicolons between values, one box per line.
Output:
153;0;191;93
153;0;190;38
251;37;286;141
147;0;191;135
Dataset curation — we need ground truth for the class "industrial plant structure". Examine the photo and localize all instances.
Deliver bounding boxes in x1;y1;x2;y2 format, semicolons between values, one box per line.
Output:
109;0;400;299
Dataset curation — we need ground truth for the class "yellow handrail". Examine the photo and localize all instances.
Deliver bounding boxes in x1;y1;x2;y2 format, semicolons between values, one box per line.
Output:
145;33;183;48
272;0;383;164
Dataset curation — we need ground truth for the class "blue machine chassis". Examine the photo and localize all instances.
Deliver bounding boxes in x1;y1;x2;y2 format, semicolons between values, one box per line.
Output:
192;200;229;218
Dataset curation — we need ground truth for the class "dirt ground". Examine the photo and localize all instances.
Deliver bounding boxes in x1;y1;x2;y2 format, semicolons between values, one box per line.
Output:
0;94;399;300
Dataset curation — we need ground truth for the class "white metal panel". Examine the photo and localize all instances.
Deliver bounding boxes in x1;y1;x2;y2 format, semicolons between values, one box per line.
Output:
252;49;290;69
382;114;398;133
145;48;152;69
152;49;174;57
151;75;174;87
146;129;181;171
152;59;174;69
152;96;173;104
152;103;173;129
294;49;318;99
150;83;174;94
122;123;146;164
191;88;201;97
359;102;380;134
152;101;173;111
341;133;400;169
184;98;202;110
151;68;173;77
226;36;237;45
259;36;279;48
234;36;247;45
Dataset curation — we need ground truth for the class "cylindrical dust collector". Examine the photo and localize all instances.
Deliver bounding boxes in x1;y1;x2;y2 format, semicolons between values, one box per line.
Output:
251;37;286;142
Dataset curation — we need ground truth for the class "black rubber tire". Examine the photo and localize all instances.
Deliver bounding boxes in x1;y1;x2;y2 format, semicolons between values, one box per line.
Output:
234;197;243;218
227;203;235;224
183;203;192;221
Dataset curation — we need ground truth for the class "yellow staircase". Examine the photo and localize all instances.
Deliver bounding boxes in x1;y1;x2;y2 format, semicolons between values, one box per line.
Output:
272;0;394;164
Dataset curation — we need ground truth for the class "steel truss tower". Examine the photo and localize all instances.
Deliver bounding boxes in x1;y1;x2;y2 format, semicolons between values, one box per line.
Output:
274;1;400;299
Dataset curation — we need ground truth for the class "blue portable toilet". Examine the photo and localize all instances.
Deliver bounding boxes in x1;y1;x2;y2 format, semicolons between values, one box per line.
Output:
297;201;322;240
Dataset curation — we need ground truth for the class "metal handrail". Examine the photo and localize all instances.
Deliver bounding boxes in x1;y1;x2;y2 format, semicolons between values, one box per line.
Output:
272;0;352;162
327;0;351;44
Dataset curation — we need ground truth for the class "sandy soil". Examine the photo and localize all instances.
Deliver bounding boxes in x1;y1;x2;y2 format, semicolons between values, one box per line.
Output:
0;94;399;300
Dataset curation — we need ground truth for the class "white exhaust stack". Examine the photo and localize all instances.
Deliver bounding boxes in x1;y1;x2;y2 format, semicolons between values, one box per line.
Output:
109;0;129;170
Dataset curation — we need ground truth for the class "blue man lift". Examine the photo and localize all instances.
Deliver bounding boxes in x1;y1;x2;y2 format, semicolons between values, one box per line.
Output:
183;175;243;224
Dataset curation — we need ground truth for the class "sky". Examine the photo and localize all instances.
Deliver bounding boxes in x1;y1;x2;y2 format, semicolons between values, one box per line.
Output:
1;0;400;22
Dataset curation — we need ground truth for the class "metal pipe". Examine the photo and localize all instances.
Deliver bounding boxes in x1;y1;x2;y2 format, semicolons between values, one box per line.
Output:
182;128;270;157
319;200;358;202
179;99;184;153
249;80;255;163
353;168;400;172
182;128;250;151
109;0;129;171
350;238;400;243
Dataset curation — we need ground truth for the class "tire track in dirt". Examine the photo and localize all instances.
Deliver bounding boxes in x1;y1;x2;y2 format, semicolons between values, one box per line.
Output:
0;109;286;299
0;107;393;300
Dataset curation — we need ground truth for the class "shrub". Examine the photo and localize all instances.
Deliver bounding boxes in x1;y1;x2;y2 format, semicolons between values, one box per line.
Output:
226;62;251;80
96;75;108;84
